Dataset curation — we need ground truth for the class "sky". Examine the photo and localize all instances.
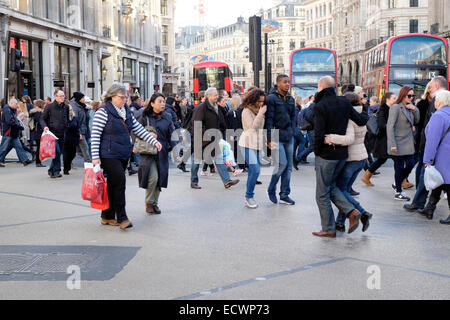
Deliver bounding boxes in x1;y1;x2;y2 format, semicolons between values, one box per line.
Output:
175;0;277;29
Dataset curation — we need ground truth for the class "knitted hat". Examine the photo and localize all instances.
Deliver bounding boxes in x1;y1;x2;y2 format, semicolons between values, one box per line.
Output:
73;92;85;103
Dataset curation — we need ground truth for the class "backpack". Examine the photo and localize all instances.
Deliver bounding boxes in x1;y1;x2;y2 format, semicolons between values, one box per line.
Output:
299;106;314;131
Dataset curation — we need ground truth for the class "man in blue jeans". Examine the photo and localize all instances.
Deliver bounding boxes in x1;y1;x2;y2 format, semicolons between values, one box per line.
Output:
0;98;32;167
265;75;297;205
190;87;239;189
313;76;369;238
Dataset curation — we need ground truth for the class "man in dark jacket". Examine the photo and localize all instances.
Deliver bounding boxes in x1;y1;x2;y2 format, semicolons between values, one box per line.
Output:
404;76;448;213
0;98;32;167
297;100;316;164
40;90;70;178
265;75;297;205
190;87;239;189
165;96;181;130
70;92;91;162
312;76;369;238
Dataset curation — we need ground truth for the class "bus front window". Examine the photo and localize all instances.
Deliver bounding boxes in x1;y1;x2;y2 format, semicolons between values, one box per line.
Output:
390;36;447;66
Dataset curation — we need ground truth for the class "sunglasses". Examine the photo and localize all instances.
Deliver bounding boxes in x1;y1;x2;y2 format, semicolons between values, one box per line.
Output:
407;94;415;99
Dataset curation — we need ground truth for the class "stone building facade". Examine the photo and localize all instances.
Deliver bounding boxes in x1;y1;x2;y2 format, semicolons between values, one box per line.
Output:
0;0;176;102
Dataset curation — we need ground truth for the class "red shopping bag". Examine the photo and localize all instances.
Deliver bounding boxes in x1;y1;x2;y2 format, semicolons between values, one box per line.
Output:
90;180;109;211
81;167;105;204
39;132;57;162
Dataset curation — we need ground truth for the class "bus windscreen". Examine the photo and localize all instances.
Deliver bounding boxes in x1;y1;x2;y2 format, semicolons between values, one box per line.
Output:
195;67;226;91
390;36;447;66
291;49;336;72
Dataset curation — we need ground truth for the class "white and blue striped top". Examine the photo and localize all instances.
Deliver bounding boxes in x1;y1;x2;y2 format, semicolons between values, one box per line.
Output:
91;107;158;160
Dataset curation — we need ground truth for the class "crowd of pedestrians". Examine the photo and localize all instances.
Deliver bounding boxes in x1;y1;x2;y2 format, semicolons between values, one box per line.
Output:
1;74;449;233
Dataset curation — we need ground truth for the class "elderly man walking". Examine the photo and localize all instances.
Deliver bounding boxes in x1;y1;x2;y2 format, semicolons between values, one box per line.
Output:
190;87;239;189
0;98;32;167
313;76;369;238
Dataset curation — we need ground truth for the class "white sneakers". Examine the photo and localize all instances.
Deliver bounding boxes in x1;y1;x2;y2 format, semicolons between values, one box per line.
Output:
245;198;258;209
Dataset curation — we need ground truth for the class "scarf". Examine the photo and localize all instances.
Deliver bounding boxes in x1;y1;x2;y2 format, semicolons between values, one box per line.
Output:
113;104;127;121
247;104;260;116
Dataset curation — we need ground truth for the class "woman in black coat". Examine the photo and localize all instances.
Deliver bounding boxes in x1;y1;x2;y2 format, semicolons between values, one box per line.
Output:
362;92;397;186
29;99;46;167
63;105;80;175
138;93;176;215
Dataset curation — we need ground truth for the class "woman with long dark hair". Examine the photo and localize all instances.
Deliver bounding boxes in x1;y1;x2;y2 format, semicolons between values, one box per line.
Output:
238;88;266;208
386;86;420;201
362;92;397;186
138;93;176;215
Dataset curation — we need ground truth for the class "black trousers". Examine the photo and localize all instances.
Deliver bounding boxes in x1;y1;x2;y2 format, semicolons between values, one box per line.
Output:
63;143;77;173
429;184;450;209
35;139;41;164
101;158;129;223
368;157;388;174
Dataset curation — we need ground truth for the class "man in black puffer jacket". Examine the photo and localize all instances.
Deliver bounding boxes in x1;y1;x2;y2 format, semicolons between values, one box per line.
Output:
40;89;70;178
312;76;369;238
265;75;297;205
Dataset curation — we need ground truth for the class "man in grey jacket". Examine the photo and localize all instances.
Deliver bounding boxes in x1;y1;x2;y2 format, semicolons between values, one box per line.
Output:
70;92;91;162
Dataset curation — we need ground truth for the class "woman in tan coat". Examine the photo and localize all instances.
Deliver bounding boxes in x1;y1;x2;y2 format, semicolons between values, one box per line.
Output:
324;93;372;232
238;89;266;208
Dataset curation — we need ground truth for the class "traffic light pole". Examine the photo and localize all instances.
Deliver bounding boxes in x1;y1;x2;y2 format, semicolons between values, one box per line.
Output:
264;33;269;93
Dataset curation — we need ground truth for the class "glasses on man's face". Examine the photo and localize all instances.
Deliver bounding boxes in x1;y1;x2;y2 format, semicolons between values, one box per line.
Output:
407;94;415;99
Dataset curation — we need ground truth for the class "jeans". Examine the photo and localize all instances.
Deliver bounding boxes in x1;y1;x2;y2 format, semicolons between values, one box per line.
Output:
77;136;91;162
294;129;306;162
392;155;416;193
0;136;29;163
48;137;64;175
191;153;231;185
268;138;294;199
412;162;429;208
241;147;260;199
100;158;129;223
315;156;355;233
298;130;314;161
336;160;368;224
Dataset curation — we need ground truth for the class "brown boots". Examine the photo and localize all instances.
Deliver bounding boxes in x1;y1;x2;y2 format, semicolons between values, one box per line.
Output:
361;171;374;187
402;179;414;189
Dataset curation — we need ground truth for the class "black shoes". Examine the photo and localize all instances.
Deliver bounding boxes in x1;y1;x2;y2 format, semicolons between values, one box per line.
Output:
373;171;381;176
440;215;450;225
63;171;70;175
350;188;360;196
335;223;346;233
51;173;63;179
177;163;189;172
300;159;309;164
0;163;4;168
36;163;46;167
403;203;422;212
23;160;33;166
418;204;436;220
256;180;262;185
361;213;373;232
293;159;299;171
128;168;137;176
153;205;161;214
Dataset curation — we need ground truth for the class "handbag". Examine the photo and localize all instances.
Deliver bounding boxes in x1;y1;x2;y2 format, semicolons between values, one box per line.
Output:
366;113;379;136
133;116;158;155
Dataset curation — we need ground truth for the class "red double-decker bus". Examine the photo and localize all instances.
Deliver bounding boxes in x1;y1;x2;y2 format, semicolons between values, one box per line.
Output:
362;34;449;99
192;61;233;105
290;47;338;99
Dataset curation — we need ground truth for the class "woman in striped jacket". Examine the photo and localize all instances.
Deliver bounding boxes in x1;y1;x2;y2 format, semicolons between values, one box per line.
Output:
91;84;162;230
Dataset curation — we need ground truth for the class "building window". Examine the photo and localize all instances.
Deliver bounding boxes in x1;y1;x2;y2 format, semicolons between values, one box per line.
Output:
162;25;168;46
290;40;296;50
388;0;396;8
290;22;295;32
123;58;136;82
139;63;149;100
161;0;168;16
53;44;80;98
388;20;396;36
410;0;418;7
409;19;419;33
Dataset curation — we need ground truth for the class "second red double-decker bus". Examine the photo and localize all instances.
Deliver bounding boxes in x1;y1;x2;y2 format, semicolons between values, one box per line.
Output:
290;48;338;99
362;34;449;99
192;61;233;105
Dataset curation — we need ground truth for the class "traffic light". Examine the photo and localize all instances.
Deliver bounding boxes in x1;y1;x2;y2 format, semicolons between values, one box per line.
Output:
10;49;25;72
249;15;262;72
